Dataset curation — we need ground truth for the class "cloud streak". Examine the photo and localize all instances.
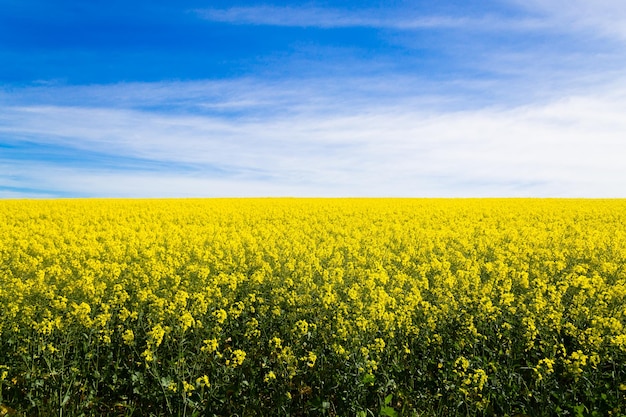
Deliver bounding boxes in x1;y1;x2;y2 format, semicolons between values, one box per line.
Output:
508;0;626;41
194;6;546;31
195;2;626;47
3;77;626;198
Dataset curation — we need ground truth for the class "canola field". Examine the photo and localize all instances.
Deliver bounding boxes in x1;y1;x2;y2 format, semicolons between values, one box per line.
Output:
0;198;625;416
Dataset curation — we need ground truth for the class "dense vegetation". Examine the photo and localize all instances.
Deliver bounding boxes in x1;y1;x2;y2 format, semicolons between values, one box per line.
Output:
1;199;625;416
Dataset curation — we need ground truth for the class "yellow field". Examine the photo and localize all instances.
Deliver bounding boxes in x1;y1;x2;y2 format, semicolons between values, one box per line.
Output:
0;199;625;416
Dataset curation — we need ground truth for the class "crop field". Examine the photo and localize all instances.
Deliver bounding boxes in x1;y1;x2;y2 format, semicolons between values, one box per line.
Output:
0;198;625;416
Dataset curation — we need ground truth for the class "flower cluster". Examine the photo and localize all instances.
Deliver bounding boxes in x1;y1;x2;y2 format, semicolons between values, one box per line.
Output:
0;198;624;415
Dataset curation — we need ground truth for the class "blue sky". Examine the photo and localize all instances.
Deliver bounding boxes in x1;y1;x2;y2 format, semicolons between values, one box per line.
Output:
2;0;626;197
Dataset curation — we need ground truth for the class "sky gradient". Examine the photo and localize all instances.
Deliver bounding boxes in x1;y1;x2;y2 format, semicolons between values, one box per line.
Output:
2;0;626;198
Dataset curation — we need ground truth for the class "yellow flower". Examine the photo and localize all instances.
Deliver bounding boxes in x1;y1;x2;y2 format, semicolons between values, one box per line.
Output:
196;375;211;388
229;301;245;319
294;320;309;337
141;349;154;363
201;338;219;353
213;309;227;324
471;369;488;392
332;343;346;357
179;311;195;332
270;337;282;350
229;349;246;367
372;338;385;353
302;351;317;368
182;381;195;394
122;329;135;346
147;324;165;348
455;356;470;373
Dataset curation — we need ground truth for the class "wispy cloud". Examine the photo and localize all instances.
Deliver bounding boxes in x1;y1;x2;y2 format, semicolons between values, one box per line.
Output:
196;6;449;29
2;77;626;198
194;6;545;31
195;2;626;46
507;0;626;41
3;2;625;199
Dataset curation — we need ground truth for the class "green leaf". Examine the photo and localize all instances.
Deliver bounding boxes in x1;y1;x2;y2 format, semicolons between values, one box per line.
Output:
573;404;586;417
362;373;375;384
380;405;398;417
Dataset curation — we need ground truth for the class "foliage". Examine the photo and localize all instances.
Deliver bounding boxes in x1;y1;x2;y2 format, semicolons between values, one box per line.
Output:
0;198;625;416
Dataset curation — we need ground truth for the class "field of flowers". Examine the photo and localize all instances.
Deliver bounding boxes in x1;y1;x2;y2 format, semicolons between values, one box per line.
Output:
0;198;625;416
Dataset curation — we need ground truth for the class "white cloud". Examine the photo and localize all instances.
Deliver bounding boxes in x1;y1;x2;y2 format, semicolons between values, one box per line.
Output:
2;78;626;198
3;3;625;199
194;6;545;31
194;2;626;48
507;0;626;41
197;6;442;28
